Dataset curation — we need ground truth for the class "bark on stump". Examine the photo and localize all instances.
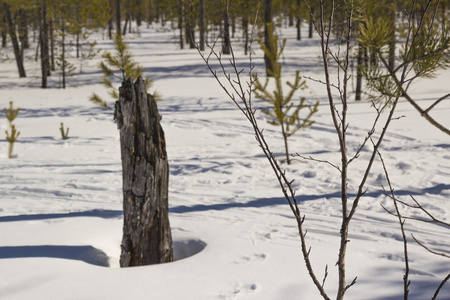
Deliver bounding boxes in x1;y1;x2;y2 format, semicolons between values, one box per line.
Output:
115;77;173;267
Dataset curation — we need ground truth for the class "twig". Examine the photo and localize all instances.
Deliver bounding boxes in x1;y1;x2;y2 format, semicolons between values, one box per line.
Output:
412;234;450;259
383;195;450;228
303;75;341;91
432;273;450;300
344;276;357;293
321;265;329;289
376;148;410;299
424;93;450;114
295;153;341;173
347;100;388;165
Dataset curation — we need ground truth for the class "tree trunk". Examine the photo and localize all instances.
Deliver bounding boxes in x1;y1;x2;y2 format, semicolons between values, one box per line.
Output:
40;0;50;88
136;0;142;27
4;3;26;78
76;30;80;58
116;0;121;35
148;0;155;24
178;0;184;49
231;12;235;38
184;2;194;48
115;77;173;267
308;9;313;38
199;0;205;51
61;16;66;89
222;6;230;54
388;9;396;71
1;28;6;48
1;16;7;48
263;0;274;76
355;39;363;101
18;9;29;50
296;0;301;41
50;18;55;71
122;18;129;36
108;0;113;39
243;15;249;55
1;14;7;48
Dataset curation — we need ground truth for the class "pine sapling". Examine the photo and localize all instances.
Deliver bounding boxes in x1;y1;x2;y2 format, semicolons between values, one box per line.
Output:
4;101;20;158
79;34;100;73
253;24;319;164
60;122;69;140
90;33;159;109
4;101;20;125
5;124;20;159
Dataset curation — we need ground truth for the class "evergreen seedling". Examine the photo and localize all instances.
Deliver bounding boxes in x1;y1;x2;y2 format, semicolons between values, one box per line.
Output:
4;101;20;125
90;33;159;108
5;124;20;159
253;24;319;164
4;101;20;158
60;122;69;140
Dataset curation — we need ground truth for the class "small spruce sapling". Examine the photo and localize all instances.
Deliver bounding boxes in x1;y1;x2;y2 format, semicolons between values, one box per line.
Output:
60;122;69;139
4;101;21;159
253;24;319;164
90;33;159;108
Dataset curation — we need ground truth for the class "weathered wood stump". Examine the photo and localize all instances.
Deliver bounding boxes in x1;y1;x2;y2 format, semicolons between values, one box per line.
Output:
114;77;173;267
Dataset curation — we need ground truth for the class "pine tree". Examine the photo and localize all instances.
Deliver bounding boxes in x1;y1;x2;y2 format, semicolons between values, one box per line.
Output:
358;0;450;103
55;10;75;89
355;0;450;135
90;33;158;108
253;23;319;165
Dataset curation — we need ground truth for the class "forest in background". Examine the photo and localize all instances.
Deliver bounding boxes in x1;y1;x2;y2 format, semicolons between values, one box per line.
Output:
2;0;449;90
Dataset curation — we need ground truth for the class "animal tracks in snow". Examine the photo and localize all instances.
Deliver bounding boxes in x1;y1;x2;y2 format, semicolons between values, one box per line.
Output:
235;253;267;264
219;283;258;299
257;229;279;241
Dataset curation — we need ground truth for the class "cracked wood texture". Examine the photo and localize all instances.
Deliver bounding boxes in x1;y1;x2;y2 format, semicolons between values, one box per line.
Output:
115;77;173;267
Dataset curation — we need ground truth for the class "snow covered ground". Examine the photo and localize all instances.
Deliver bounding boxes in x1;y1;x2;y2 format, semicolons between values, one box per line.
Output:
0;24;449;299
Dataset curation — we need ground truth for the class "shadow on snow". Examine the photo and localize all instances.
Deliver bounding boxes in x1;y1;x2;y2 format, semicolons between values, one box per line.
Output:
170;183;450;214
0;245;110;267
0;183;447;220
0;241;207;267
0;209;122;222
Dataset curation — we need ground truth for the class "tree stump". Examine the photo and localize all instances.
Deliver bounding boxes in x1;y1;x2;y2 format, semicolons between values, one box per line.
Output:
114;77;173;267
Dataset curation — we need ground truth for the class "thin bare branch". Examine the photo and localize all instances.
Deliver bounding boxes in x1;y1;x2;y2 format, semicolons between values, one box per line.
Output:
303;75;340;91
376;148;410;299
432;273;450;300
295;153;341;173
348;101;388;165
348;95;401;221
395;196;450;227
412;234;450;259
321;265;329;289
424;93;450;114
344;277;357;293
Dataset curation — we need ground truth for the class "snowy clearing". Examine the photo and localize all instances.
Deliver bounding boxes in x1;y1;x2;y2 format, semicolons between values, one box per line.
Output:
0;24;449;299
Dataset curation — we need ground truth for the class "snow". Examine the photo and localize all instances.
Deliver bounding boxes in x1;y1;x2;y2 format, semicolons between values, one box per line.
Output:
1;24;449;300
